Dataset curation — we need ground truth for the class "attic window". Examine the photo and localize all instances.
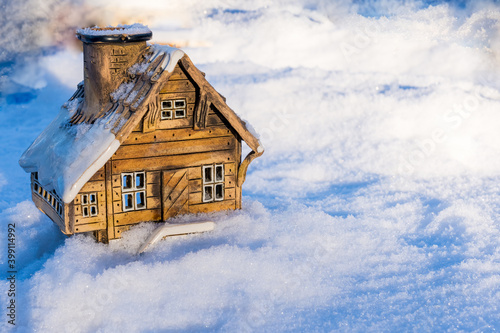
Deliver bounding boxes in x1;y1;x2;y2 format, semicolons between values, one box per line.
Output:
203;164;224;203
81;193;98;218
121;171;147;211
161;99;186;120
161;110;172;120
161;100;173;120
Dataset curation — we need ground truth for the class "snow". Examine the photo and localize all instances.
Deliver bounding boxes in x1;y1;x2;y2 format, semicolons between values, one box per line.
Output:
3;0;500;332
110;81;134;102
18;96;118;203
150;44;185;73
76;23;151;36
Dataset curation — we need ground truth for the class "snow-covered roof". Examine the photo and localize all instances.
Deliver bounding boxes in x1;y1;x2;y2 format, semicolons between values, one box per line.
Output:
19;44;184;203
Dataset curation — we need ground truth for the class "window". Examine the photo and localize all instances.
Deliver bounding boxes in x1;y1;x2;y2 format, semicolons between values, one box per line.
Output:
203;164;224;203
161;99;186;120
121;171;146;211
122;173;133;190
81;192;98;217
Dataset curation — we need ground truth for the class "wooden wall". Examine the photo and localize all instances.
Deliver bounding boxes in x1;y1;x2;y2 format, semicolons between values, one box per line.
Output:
106;63;242;239
71;166;106;233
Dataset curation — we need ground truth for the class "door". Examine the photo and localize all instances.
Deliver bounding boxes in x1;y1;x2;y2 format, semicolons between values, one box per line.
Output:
162;169;189;220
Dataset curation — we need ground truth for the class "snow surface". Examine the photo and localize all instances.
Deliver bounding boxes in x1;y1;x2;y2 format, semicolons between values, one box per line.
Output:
2;0;500;332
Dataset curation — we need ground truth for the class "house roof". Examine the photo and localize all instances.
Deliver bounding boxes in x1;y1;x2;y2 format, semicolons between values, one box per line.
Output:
19;43;263;204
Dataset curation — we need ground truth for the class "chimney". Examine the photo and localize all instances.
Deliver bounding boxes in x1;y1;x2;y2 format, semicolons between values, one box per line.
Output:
76;24;152;116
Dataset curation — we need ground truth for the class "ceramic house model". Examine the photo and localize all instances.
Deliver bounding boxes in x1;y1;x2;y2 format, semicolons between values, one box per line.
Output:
19;24;263;243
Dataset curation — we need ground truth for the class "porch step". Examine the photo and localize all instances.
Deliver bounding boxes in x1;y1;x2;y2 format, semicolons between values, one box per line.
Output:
137;221;215;254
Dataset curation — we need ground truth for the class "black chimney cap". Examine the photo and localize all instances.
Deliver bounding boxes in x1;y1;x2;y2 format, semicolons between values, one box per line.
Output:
77;24;152;44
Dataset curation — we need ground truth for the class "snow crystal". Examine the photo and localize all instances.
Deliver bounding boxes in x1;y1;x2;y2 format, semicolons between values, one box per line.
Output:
128;62;150;76
111;81;134;102
124;89;139;104
77;23;151;37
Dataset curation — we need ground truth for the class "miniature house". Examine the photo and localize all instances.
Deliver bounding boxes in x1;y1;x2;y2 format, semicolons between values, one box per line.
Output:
19;24;263;243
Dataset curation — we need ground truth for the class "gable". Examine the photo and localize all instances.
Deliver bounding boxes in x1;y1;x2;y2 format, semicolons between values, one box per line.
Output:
139;60;260;148
178;56;263;154
141;63;196;133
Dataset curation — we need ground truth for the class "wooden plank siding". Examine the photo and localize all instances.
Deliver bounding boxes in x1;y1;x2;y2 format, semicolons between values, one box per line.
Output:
105;160;115;241
72;178;107;233
112;150;236;174
168;64;189;81
160;64;196;94
206;107;226;127
160;79;195;93
74;221;106;233
122;125;232;145
188;200;236;214
114;225;132;237
113;136;237;160
79;180;105;193
114;209;161;226
88;166;105;181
